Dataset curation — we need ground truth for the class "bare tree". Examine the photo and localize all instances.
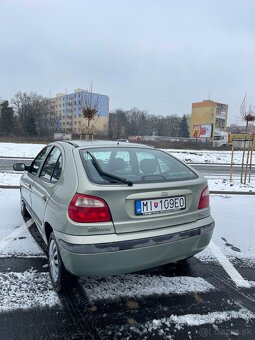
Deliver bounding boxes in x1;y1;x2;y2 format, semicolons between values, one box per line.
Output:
109;108;184;139
108;109;128;139
80;84;101;139
240;95;255;132
12;92;35;135
239;95;255;184
36;97;62;135
12;91;60;136
0;100;15;135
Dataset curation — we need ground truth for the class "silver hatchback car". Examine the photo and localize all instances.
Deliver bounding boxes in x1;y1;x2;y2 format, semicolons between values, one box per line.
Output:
14;140;214;292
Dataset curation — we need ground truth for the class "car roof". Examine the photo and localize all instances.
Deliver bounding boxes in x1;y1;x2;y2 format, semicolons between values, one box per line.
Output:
60;140;152;149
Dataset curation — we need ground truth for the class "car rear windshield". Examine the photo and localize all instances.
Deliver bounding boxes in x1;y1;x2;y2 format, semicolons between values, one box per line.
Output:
79;147;198;185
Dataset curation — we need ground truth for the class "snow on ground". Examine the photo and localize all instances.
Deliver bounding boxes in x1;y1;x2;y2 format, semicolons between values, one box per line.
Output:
159;308;255;327
0;269;60;312
0;190;59;312
0;186;254;333
1;191;254;263
81;275;214;302
80;191;255;302
123;308;255;338
196;194;255;266
95;306;255;339
1;142;255;191
0;142;253;164
0;145;254;322
0;188;217;316
0;142;44;158
1;191;254;265
207;177;255;192
1;172;255;193
0;226;44;257
0;189;25;240
0;189;43;257
0;172;21;186
165;149;250;165
1;169;255;194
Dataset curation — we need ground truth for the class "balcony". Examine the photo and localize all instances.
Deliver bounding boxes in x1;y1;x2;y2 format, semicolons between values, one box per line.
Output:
216;112;227;119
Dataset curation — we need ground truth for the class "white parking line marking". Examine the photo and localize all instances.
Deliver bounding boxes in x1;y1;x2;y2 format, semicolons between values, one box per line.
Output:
209;241;251;288
81;275;215;301
0;218;34;252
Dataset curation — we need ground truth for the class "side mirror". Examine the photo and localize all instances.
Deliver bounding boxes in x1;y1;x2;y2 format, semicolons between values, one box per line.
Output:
13;163;29;171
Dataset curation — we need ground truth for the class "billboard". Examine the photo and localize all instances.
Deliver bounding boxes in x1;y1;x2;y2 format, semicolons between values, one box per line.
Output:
192;124;212;138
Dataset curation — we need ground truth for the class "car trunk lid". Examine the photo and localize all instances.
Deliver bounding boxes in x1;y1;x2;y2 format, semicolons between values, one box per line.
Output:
93;179;207;234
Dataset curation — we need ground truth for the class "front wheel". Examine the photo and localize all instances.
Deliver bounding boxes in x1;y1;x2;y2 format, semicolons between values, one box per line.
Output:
48;232;76;292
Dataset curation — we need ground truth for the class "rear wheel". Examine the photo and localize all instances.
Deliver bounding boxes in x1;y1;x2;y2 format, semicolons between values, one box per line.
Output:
20;195;29;217
48;232;77;292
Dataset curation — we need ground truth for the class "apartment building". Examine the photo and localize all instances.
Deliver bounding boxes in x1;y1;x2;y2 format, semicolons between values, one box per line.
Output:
50;88;109;135
191;100;228;140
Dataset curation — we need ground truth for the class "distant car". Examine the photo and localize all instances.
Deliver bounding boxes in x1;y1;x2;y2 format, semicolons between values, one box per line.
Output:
116;139;129;143
14;140;214;292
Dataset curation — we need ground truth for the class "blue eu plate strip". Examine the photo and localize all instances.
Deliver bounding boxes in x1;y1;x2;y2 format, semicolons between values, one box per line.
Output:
135;200;142;215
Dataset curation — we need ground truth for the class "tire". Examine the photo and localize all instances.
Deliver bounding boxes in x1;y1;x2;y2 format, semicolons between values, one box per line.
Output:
20;194;29;217
48;232;77;293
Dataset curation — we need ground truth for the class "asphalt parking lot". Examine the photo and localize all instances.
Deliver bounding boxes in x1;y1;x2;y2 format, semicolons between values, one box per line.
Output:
0;248;255;340
0;190;255;340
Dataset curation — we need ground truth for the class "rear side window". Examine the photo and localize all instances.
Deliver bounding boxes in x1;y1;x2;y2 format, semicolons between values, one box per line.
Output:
30;146;52;175
80;147;197;185
40;147;62;182
51;154;62;182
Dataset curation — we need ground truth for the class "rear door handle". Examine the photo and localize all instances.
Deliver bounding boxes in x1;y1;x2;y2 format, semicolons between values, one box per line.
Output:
43;196;47;202
28;184;32;189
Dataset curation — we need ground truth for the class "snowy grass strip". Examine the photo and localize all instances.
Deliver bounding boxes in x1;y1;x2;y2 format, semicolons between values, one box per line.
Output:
209;241;251;288
0;218;34;252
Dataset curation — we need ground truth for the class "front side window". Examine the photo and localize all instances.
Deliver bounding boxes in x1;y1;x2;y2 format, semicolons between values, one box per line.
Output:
80;147;197;185
40;147;62;182
30;146;52;175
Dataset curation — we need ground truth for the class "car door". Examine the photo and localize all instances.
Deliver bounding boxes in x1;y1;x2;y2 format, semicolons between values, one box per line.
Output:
21;146;52;212
30;147;62;233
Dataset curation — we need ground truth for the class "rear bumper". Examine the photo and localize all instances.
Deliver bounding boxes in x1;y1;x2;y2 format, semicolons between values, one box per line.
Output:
59;222;214;254
56;217;214;276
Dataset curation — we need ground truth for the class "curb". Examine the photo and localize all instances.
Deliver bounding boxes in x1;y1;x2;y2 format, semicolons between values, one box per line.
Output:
210;190;255;195
0;156;34;160
0;185;20;189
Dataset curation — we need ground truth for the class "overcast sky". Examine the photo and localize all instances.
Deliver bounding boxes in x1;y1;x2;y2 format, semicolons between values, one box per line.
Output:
1;0;254;124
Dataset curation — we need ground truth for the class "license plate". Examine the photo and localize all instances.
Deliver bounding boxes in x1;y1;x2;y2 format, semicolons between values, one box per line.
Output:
135;196;186;215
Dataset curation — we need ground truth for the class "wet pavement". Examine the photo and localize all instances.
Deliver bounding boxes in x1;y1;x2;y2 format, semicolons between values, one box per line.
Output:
1;245;255;340
0;205;255;340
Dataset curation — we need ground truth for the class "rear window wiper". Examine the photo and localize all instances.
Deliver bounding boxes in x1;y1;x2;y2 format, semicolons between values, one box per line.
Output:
86;151;133;186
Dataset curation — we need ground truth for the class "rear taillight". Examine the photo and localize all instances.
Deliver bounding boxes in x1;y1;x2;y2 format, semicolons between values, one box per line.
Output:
198;186;210;209
68;194;112;223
